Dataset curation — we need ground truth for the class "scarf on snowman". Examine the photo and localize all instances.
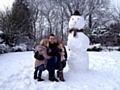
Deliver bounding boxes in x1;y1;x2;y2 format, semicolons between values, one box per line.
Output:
69;28;84;37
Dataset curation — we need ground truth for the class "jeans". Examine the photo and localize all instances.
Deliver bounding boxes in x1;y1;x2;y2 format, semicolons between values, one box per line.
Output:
35;64;45;72
59;60;66;71
47;56;57;77
34;64;45;75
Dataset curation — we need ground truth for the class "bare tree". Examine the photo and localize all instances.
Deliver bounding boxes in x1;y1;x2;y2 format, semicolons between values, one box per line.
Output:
28;0;42;49
109;6;120;45
28;0;112;45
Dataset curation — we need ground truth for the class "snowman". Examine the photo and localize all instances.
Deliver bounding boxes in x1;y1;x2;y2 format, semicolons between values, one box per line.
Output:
67;10;90;72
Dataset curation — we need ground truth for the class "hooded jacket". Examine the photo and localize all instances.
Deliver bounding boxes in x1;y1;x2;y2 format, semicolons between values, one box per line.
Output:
34;45;51;68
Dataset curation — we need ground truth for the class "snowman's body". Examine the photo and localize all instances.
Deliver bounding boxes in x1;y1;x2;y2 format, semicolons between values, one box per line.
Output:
67;12;90;72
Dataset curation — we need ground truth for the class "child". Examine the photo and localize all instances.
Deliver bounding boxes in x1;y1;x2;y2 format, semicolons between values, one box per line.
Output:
55;39;67;81
34;39;51;81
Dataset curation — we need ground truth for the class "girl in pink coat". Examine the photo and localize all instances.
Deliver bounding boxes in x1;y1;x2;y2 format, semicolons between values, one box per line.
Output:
34;39;51;81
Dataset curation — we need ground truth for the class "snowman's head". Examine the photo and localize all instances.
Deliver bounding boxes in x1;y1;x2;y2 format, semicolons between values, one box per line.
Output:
69;11;85;30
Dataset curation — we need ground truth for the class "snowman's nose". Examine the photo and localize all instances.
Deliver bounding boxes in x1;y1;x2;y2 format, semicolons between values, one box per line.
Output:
74;22;77;24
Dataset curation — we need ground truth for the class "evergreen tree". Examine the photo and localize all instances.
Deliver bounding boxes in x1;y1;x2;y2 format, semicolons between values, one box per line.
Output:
11;0;33;45
0;0;33;47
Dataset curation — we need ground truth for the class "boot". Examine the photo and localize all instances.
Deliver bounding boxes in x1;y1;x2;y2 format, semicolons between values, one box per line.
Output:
49;77;59;82
37;72;44;81
49;77;54;82
48;71;59;82
53;77;59;82
33;69;38;80
59;71;65;82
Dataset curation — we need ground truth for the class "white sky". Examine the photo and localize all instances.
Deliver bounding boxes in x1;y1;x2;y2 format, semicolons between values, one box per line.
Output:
0;0;120;10
112;0;120;8
0;0;15;10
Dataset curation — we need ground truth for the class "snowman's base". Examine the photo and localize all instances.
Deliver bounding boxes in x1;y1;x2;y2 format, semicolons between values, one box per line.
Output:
68;51;89;73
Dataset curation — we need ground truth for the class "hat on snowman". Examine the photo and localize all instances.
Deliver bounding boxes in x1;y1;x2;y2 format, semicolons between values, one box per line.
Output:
72;10;81;16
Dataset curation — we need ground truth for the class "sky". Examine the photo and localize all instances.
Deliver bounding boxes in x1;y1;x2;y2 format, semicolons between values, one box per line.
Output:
112;0;120;9
0;0;120;11
0;0;15;10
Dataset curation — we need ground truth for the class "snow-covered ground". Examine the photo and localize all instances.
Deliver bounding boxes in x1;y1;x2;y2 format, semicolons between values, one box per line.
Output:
0;50;120;90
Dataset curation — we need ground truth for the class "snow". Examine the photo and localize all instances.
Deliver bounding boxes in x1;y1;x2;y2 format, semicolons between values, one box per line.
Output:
119;33;120;36
0;50;120;90
68;11;89;72
12;43;27;52
0;44;10;53
0;43;27;54
0;31;3;34
67;32;90;71
67;32;90;52
89;43;102;49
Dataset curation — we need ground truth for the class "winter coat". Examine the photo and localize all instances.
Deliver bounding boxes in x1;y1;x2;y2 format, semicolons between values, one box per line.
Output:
60;47;65;61
34;45;51;68
54;46;67;69
34;51;44;60
47;42;57;56
54;46;67;62
63;46;67;59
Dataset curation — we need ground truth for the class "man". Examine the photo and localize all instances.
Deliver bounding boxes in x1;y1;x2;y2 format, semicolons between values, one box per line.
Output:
47;34;59;82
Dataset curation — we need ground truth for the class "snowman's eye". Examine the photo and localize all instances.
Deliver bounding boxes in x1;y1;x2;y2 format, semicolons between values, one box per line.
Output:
72;18;74;20
77;18;79;20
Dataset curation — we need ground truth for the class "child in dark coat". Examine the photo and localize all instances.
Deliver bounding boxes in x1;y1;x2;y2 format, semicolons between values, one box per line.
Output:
55;39;67;81
34;39;51;81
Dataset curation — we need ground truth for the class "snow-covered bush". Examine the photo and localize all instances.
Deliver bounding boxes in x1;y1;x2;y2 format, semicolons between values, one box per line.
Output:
0;38;3;43
0;44;6;54
104;46;120;51
87;43;102;51
12;43;27;52
0;31;4;43
118;48;120;51
0;43;28;54
0;44;11;54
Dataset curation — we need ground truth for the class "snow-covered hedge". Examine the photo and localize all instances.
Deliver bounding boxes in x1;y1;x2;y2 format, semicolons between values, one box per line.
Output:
0;43;27;54
12;43;27;52
87;43;102;52
0;44;11;54
103;46;120;51
87;44;120;51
